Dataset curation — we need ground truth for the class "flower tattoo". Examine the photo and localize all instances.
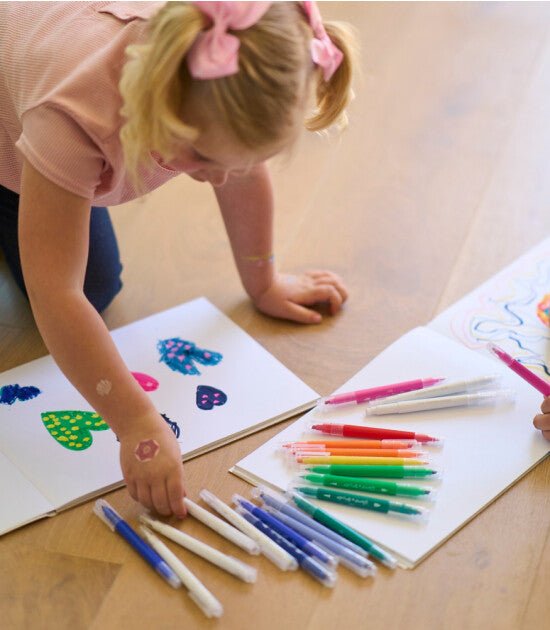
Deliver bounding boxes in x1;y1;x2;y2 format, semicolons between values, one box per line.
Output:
134;439;160;462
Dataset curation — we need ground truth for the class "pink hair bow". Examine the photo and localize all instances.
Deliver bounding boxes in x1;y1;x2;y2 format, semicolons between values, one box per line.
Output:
303;1;343;81
188;2;271;79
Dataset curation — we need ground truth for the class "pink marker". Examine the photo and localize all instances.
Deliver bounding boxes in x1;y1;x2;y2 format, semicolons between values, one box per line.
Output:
487;343;550;397
322;377;445;406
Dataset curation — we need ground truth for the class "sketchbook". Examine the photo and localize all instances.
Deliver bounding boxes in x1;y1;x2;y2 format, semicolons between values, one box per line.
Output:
231;239;550;569
0;297;319;536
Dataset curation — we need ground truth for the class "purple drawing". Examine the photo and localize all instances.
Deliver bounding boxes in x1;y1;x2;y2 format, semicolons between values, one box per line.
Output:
157;338;222;375
196;385;228;410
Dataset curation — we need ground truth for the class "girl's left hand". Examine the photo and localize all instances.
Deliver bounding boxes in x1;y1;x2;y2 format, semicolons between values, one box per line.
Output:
253;270;348;324
533;397;550;441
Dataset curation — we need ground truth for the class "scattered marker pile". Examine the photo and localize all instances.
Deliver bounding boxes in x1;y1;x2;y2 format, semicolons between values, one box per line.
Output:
94;464;432;618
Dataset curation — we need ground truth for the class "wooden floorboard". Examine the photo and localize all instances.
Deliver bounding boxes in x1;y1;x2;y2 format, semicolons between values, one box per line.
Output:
1;3;549;628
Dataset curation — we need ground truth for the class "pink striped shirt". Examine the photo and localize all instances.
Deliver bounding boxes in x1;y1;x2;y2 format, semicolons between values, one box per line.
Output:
0;1;186;206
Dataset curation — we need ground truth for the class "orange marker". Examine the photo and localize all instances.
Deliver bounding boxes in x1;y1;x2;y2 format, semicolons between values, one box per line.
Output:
292;448;422;458
295;455;429;466
283;439;416;449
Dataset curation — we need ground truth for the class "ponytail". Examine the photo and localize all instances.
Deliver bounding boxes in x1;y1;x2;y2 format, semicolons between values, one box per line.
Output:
119;2;204;185
306;20;358;132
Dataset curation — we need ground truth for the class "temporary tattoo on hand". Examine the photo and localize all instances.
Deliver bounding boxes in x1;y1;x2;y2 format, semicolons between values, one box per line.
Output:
96;379;112;396
134;439;160;462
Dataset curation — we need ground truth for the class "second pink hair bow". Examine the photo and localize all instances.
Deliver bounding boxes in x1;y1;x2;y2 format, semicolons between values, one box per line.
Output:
187;1;343;82
303;1;343;81
187;2;272;79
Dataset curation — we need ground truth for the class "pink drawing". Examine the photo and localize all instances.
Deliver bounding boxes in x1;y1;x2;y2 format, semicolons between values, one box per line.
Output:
131;372;159;392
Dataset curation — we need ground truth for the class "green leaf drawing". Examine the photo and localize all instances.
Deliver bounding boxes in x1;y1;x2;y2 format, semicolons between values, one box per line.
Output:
41;410;110;451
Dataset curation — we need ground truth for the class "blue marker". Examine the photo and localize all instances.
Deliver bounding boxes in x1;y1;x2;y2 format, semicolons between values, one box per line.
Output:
251;486;368;557
264;508;377;578
236;508;336;588
233;495;337;567
93;499;181;588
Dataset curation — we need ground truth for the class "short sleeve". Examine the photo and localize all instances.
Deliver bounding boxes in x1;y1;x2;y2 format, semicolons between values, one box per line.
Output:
15;105;105;199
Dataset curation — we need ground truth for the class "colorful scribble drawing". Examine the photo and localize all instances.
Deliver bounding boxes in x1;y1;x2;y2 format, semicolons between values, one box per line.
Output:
448;252;550;376
41;410;109;451
196;385;228;410
0;384;41;405
536;294;550;328
157;338;223;375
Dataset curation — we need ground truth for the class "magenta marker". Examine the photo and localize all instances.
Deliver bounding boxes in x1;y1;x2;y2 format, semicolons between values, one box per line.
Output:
322;377;445;406
487;343;550;397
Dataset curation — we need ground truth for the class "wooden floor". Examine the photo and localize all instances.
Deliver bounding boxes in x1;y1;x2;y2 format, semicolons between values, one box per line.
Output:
2;3;550;628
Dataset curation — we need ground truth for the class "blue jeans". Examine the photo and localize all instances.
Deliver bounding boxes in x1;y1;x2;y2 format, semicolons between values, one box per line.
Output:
0;184;123;312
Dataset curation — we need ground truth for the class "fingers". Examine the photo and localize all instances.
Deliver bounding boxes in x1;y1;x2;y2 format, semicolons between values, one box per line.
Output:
540;397;550;414
284;302;323;324
150;480;172;517
136;483;153;513
304;270;349;307
533;413;550;441
308;284;344;315
127;481;138;503
167;473;187;519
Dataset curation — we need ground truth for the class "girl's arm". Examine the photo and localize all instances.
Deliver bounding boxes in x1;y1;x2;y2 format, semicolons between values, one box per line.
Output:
18;160;187;517
214;162;348;323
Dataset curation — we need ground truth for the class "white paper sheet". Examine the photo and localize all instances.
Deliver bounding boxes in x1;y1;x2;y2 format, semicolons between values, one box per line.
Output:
0;297;318;534
0;451;54;535
231;326;550;568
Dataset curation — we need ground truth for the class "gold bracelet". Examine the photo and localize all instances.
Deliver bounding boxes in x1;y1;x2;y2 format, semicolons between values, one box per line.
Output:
240;252;274;265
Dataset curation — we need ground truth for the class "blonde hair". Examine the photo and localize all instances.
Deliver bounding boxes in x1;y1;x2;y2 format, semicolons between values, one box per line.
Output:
119;2;357;186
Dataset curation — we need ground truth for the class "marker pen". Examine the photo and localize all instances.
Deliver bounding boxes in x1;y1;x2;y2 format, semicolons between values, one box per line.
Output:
365;389;515;415
488;343;550;396
367;374;501;405
321;377;445;406
93;499;181;589
309;422;442;445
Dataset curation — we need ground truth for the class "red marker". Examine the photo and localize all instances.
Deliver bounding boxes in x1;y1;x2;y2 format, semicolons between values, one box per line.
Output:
309;422;442;445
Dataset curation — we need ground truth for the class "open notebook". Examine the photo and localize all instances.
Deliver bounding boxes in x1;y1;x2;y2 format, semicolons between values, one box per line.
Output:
231;239;550;568
0;297;318;536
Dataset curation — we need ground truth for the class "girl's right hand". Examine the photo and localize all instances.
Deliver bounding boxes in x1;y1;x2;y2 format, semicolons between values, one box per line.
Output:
533;397;550;441
118;414;187;518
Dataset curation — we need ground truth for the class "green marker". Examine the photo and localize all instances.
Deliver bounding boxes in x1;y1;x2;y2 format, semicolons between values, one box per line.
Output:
306;464;441;479
299;473;436;499
294;486;427;518
289;491;398;569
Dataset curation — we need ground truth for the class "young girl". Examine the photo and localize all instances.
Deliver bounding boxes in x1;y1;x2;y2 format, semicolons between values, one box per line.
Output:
0;2;355;517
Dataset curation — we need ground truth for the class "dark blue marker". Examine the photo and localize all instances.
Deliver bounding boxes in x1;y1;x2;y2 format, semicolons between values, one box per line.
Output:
233;495;337;567
93;499;181;588
237;508;336;588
